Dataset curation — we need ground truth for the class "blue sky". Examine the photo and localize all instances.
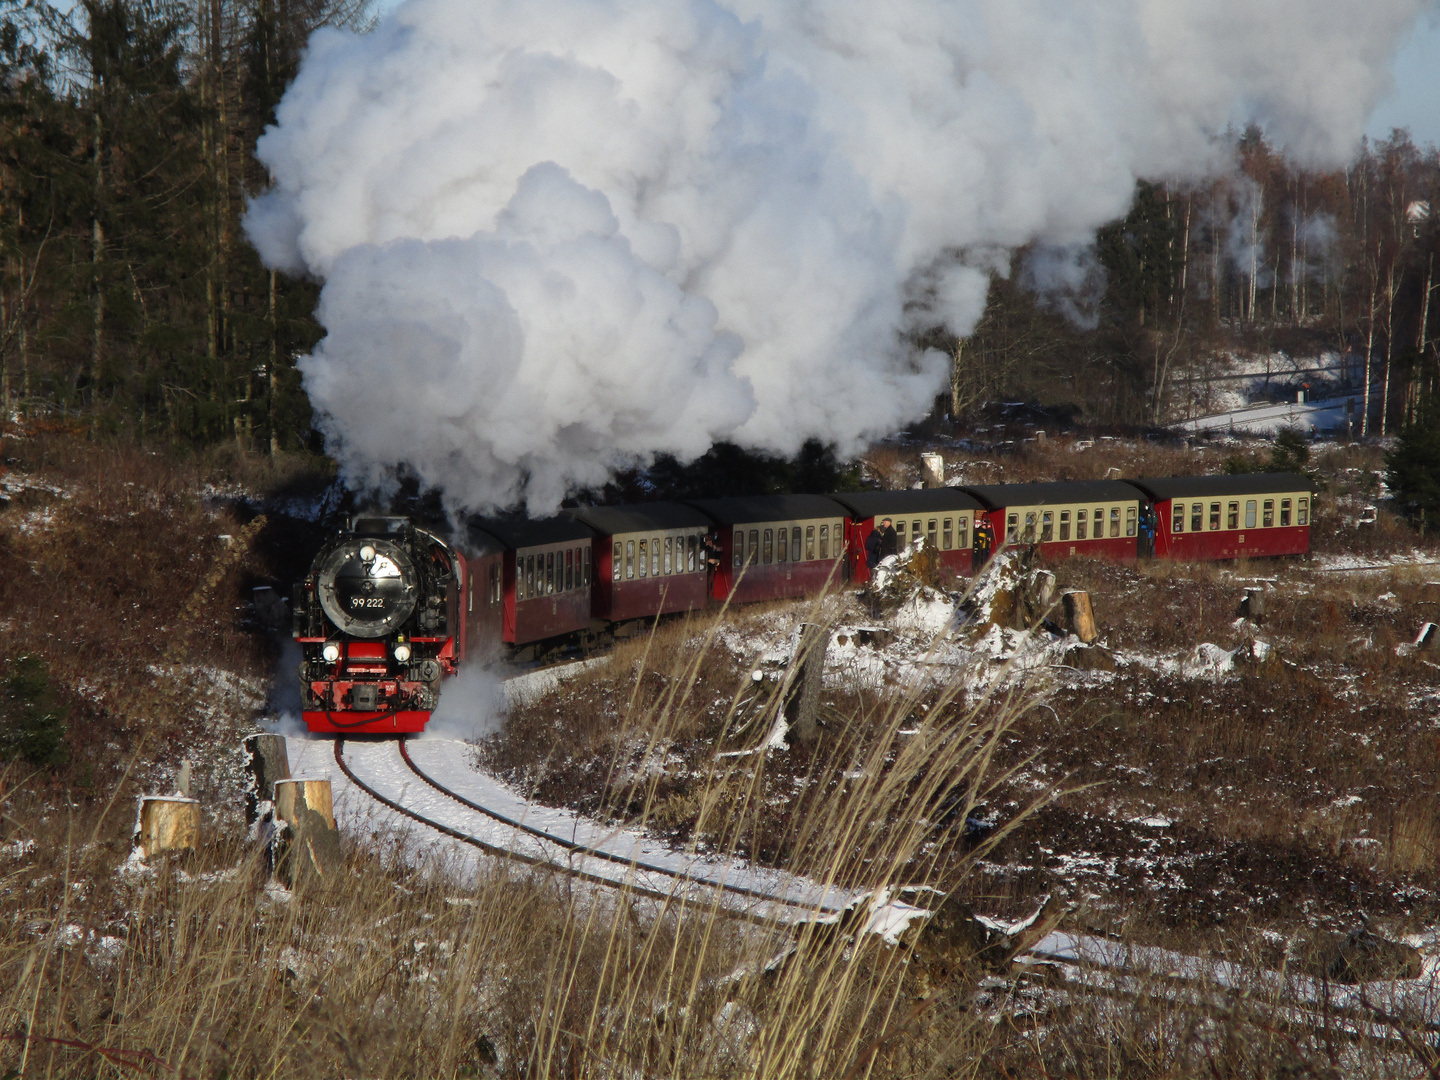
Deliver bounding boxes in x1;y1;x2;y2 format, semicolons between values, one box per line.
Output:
1365;11;1440;148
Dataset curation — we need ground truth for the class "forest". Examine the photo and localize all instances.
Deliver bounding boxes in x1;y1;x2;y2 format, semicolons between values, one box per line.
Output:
1;0;1439;453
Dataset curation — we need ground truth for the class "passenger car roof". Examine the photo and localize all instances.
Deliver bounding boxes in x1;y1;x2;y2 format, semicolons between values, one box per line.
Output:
1125;472;1316;501
467;515;595;553
683;494;850;526
962;480;1146;508
827;488;984;518
563;503;714;535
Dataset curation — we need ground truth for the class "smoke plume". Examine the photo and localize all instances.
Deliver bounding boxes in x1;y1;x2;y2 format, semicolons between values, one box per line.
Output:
246;0;1427;512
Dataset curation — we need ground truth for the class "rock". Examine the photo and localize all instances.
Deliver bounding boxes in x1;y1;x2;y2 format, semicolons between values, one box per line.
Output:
1241;587;1266;622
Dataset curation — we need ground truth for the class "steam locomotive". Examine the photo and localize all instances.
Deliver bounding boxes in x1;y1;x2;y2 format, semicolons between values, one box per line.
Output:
293;471;1315;734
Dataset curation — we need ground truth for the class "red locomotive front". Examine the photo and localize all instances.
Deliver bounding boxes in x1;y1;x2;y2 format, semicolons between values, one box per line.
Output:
292;515;465;734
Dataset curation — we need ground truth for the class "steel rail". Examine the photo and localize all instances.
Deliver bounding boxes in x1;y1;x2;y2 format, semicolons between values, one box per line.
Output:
397;736;850;914
332;739;829;927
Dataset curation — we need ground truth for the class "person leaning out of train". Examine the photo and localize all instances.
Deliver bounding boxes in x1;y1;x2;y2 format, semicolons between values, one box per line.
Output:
866;517;899;569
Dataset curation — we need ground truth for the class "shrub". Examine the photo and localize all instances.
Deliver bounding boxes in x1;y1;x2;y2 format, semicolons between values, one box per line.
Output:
0;654;69;767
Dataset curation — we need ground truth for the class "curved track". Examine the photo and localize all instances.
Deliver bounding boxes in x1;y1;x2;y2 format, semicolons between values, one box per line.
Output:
333;737;849;926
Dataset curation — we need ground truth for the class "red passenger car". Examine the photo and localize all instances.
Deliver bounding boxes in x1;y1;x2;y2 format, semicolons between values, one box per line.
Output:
1126;473;1315;561
564;503;713;626
466;516;596;661
685;495;849;604
964;481;1146;562
829;489;985;582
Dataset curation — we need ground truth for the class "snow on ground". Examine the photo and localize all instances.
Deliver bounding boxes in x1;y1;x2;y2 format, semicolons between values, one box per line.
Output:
288;737;851;922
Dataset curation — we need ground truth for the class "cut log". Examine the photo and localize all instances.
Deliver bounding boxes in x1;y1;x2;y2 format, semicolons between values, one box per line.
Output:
1062;591;1098;644
136;796;199;857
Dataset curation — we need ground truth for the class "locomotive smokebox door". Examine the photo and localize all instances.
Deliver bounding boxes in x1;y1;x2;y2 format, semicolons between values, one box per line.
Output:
316;538;419;638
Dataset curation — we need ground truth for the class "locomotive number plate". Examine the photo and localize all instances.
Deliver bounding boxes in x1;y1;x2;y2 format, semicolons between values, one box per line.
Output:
350;597;387;608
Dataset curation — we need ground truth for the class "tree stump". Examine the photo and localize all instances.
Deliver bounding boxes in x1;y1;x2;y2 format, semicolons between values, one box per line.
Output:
1062;591;1098;644
274;778;341;884
136;797;199;857
785;624;827;748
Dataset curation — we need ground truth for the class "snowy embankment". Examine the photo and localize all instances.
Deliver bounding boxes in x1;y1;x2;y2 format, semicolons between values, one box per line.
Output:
288;737;849;919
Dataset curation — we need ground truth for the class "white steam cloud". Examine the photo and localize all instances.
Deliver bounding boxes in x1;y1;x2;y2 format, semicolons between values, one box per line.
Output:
247;0;1427;512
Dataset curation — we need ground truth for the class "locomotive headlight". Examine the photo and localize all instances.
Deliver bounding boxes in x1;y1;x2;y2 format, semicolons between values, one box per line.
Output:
322;643;341;663
393;643;412;663
359;544;377;563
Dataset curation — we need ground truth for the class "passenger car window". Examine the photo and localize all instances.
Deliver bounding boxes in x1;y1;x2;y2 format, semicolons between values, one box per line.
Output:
819;524;830;559
637;539;647;578
625;540;635;580
664;537;673;575
546;551;555;593
1172;504;1184;533
763;529;774;564
1041;511;1053;542
652;537;660;576
942;518;953;550
566;549;574;590
1110;507;1120;538
749;529;759;565
613;542;623;581
806;526;815;560
1245;500;1257;529
489;565;500;604
957;516;969;549
583;547;592;586
777;527;788;562
1007;514;1018;542
733;531;743;568
895;520;906;546
1191;503;1203;532
1059;511;1070;541
1298;498;1309;526
527;554;536;597
1263;500;1274;527
1126;506;1137;537
1076;509;1088;540
1280;499;1291;527
1023;513;1036;542
791;529;801;562
927;519;938;547
1209;503;1220;531
1227;502;1239;530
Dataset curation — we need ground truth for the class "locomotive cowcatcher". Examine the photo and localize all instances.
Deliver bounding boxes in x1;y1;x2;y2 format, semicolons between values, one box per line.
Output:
292;515;464;733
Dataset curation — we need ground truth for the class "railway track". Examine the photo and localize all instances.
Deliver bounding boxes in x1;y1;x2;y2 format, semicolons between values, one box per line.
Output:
328;737;1440;1049
332;736;851;928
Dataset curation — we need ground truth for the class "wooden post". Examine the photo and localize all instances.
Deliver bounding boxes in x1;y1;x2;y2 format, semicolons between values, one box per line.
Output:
1242;588;1266;621
921;452;945;488
785;624;827;748
136;797;199;857
1062;591;1098;644
274;778;340;883
1034;571;1057;611
245;733;290;825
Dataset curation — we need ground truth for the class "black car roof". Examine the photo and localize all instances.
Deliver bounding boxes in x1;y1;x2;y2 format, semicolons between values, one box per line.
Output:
563;502;714;535
683;494;850;526
827;488;985;518
962;480;1146;508
1125;472;1317;502
467;515;595;553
